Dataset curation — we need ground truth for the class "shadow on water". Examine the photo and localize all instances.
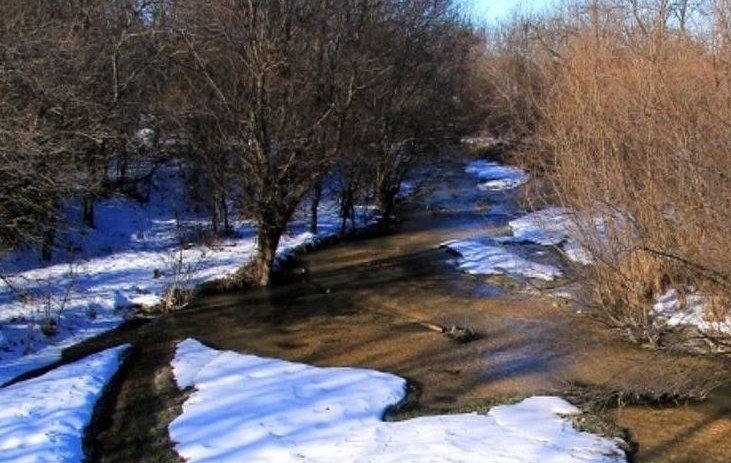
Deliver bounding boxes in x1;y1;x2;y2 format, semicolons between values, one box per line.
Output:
58;153;730;462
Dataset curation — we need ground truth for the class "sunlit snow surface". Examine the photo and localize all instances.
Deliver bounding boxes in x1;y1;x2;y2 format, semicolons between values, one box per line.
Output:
465;160;529;191
653;289;731;336
464;160;590;265
0;345;128;463
508;207;593;265
0;166;378;386
511;210;731;338
170;339;625;463
442;239;561;281
449;161;562;280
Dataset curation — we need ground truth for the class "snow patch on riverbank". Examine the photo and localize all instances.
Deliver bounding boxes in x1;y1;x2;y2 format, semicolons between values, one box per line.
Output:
170;339;625;463
0;167;378;386
510;208;730;339
465;160;529;191
653;289;731;336
508;207;593;265
442;239;562;281
0;345;128;462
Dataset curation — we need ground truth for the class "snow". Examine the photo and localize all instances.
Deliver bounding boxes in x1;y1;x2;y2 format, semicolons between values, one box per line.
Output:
465;160;529;191
509;207;573;245
653;289;731;336
461;136;499;147
509;208;730;339
478;176;529;191
0;345;128;463
442;239;562;281
508;207;593;265
0;165;379;386
170;339;625;463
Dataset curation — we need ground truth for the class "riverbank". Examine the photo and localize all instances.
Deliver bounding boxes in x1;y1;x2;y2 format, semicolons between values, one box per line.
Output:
80;151;729;462
2;150;728;462
0;162;381;386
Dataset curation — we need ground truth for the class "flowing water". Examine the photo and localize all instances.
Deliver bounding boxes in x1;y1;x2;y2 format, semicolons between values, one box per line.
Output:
74;153;728;462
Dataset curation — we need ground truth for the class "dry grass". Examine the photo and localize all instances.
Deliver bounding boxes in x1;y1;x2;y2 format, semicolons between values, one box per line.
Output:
561;371;728;412
545;31;730;344
486;0;731;346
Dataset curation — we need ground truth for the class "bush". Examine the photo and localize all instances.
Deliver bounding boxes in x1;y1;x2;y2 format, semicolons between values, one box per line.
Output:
486;0;731;345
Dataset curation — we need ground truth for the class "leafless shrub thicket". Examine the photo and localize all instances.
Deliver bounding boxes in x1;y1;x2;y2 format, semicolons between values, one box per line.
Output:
0;1;486;286
485;0;731;345
562;368;727;410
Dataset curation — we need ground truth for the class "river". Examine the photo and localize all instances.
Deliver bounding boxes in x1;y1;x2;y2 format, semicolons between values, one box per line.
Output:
71;151;729;462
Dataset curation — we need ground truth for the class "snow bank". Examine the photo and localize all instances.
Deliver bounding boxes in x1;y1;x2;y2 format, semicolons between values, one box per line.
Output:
170;339;625;463
461;136;499;147
508;207;593;265
0;228;334;386
0;345;128;463
511;209;731;339
442;239;561;281
653;289;731;336
465;160;529;191
0;167;379;386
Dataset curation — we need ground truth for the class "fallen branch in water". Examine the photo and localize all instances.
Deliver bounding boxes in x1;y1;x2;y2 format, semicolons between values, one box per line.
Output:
417;321;477;343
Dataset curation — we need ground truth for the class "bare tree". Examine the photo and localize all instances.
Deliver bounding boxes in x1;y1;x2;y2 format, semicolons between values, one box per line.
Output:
1;0;485;288
167;1;376;285
0;1;167;259
355;0;486;220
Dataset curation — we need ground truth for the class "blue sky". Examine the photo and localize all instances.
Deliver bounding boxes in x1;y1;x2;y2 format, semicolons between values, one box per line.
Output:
464;0;557;23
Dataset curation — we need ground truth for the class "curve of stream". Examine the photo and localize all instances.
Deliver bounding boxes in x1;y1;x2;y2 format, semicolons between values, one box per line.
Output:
72;152;729;463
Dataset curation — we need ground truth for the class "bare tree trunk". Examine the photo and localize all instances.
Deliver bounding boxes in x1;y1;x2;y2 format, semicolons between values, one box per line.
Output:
220;193;230;233
117;140;129;186
339;181;354;235
339;207;349;235
375;156;401;225
250;220;284;287
211;189;231;234
211;194;220;234
309;179;322;234
41;206;56;262
377;183;397;225
82;196;95;228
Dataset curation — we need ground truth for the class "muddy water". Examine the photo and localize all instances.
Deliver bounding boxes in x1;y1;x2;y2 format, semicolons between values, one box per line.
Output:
85;154;729;462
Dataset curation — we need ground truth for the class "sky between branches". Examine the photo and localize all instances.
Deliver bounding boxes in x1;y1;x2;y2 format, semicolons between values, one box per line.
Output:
465;0;558;23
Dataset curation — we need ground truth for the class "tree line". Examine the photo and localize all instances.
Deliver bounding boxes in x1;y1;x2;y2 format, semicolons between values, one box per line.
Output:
0;0;486;286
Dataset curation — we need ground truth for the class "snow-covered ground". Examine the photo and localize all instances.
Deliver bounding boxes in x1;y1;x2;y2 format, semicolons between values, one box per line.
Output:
460;156;729;344
461;160;592;266
508;207;731;338
442;239;561;281
507;207;593;265
465;159;529;192
0;345;128;463
170;339;625;463
509;209;731;339
461;136;499;147
0;166;378;386
443;160;560;281
653;289;731;336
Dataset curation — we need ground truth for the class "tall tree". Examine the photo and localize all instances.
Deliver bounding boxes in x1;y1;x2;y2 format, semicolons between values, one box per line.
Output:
355;0;485;220
0;1;166;259
168;0;366;285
